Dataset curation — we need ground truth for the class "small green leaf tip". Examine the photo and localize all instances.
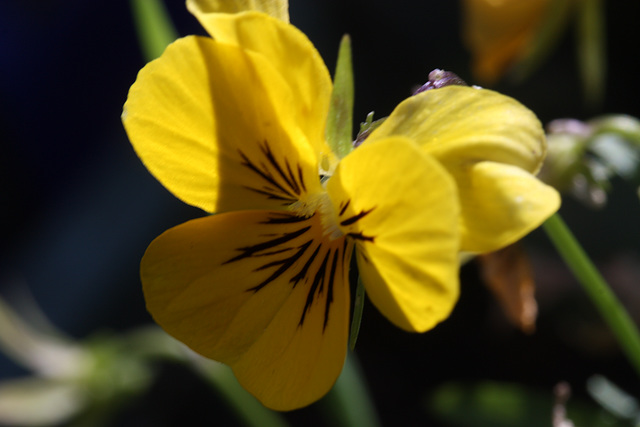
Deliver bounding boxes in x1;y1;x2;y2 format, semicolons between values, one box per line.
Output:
326;34;355;159
354;112;386;148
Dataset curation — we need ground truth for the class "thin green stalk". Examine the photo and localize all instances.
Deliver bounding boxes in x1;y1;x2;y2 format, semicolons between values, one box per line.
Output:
194;359;289;427
321;353;381;427
130;0;178;61
576;0;606;107
349;276;366;350
543;213;640;377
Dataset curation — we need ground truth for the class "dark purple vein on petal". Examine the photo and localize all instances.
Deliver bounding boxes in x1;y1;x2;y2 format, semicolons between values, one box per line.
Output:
238;150;291;199
260;141;300;196
261;213;311;224
297;164;307;193
249;240;314;292
339;200;351;216
323;247;340;330
241;187;294;202
238;139;308;203
290;244;322;288
348;232;375;242
225;212;348;331
340;207;376;226
224;225;310;264
300;249;331;327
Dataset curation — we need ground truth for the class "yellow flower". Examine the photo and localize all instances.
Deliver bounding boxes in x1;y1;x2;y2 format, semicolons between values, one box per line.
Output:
366;85;560;253
462;0;551;84
122;0;559;410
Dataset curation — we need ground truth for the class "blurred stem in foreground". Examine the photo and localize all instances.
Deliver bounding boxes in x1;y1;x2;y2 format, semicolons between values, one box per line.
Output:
130;0;178;61
192;359;290;427
321;353;381;427
543;213;640;377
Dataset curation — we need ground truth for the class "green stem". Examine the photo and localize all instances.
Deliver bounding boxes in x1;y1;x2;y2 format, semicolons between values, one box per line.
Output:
130;0;179;61
321;353;381;427
193;359;289;427
543;213;640;377
349;276;366;350
576;0;606;107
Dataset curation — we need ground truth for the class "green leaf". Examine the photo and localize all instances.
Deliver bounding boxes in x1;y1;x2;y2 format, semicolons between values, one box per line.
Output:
592;115;640;148
326;35;355;159
130;0;179;62
590;134;639;179
354;112;386;147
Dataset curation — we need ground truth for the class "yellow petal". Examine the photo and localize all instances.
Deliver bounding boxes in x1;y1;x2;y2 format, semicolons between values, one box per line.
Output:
123;36;321;213
367;86;546;174
187;0;289;22
367;86;554;251
185;10;334;163
455;161;561;252
326;137;460;333
142;210;352;410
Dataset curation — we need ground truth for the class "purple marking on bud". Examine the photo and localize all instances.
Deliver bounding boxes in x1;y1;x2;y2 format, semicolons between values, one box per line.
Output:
413;69;468;95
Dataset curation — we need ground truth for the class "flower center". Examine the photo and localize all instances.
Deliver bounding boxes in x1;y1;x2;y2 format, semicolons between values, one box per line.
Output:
289;191;344;241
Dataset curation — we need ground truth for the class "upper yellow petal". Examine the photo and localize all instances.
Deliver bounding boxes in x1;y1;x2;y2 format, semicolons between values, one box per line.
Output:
185;11;334;163
326;137;460;332
368;86;546;174
142;210;351;410
123;35;321;213
187;0;289;22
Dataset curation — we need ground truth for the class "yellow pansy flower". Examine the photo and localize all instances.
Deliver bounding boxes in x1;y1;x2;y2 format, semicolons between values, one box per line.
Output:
123;0;559;410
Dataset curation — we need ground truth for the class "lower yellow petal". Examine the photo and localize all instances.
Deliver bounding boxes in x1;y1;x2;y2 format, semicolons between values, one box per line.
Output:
326;137;460;333
231;241;351;410
456;161;561;253
142;210;351;410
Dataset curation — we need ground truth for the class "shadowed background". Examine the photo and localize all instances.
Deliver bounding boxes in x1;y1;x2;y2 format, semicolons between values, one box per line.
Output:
1;1;639;425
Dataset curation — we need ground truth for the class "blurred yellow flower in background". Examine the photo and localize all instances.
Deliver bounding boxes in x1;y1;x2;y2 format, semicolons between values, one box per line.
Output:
462;0;606;105
461;0;551;84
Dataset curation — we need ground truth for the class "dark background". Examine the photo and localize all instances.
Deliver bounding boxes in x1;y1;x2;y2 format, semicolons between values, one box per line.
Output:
1;1;639;426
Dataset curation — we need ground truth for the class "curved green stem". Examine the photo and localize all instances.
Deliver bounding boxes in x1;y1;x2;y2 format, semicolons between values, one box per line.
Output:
130;0;178;61
543;213;640;376
349;276;366;351
322;353;381;427
193;359;289;427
